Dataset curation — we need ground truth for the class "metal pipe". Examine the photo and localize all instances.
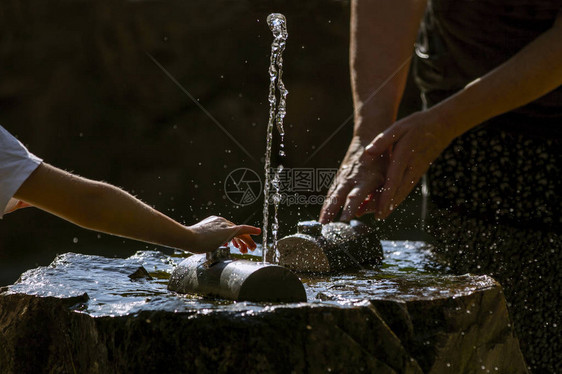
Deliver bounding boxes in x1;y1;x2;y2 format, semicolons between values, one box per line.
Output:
168;247;307;303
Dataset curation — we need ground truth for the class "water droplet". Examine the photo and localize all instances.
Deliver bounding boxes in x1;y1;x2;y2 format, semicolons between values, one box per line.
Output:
73;237;78;244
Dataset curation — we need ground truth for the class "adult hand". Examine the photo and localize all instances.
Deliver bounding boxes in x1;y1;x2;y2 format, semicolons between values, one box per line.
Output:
319;137;388;223
188;215;261;254
362;110;454;219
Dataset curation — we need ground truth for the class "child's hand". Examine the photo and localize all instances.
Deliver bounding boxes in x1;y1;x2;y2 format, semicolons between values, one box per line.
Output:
188;215;261;254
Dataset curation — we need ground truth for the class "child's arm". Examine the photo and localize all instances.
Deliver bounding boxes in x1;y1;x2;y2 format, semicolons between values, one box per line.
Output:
12;163;260;253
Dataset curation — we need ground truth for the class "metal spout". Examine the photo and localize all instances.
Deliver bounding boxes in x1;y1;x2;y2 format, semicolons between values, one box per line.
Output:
168;248;307;303
204;246;231;267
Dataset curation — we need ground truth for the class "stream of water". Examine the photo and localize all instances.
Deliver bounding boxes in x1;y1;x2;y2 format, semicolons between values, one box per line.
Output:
262;13;289;264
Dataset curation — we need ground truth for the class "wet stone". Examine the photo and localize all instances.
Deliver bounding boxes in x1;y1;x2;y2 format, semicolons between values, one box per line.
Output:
277;220;383;273
0;242;528;373
128;266;153;280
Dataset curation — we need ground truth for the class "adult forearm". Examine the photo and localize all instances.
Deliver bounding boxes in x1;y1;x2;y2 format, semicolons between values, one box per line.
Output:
350;0;427;141
430;12;562;140
319;0;427;223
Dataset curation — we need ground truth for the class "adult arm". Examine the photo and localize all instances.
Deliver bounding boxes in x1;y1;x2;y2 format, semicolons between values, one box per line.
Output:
13;163;260;253
362;10;562;219
319;0;428;223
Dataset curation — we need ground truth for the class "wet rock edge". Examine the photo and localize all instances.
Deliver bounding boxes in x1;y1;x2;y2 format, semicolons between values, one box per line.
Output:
0;278;528;374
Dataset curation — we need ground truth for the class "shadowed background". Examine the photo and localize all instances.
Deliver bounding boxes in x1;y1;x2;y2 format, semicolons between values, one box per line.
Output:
0;0;421;285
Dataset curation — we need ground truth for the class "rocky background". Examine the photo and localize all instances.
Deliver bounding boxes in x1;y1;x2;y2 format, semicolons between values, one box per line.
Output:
0;0;421;285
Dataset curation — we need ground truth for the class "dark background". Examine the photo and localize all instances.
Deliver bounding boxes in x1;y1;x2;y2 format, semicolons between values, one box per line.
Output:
0;0;422;285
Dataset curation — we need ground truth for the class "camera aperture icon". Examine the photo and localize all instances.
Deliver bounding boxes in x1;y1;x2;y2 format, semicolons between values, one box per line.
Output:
224;168;262;206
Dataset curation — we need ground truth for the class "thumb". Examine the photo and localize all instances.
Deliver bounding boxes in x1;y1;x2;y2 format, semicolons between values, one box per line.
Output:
364;124;404;157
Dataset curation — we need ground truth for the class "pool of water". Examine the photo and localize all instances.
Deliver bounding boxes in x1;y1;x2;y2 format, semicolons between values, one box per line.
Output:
6;241;494;317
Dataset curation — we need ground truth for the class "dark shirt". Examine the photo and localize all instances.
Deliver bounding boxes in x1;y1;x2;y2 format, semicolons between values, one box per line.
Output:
414;0;562;138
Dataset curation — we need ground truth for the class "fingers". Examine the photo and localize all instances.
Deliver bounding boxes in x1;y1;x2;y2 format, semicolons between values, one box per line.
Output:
391;161;427;213
320;150;388;223
355;114;442;219
320;185;349;224
230;226;258;253
232;238;248;253
228;236;253;254
340;185;371;222
376;147;429;219
376;146;410;219
356;198;377;217
356;192;381;217
238;241;248;254
237;234;257;251
323;124;404;222
320;141;371;223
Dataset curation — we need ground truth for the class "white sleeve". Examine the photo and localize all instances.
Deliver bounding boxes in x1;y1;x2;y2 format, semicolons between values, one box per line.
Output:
0;125;42;218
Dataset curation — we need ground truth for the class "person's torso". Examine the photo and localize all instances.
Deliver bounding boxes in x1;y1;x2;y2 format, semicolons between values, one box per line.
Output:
414;0;562;136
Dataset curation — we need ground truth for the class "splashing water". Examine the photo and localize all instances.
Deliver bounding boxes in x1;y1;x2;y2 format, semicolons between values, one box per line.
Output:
6;242;452;317
262;13;288;263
